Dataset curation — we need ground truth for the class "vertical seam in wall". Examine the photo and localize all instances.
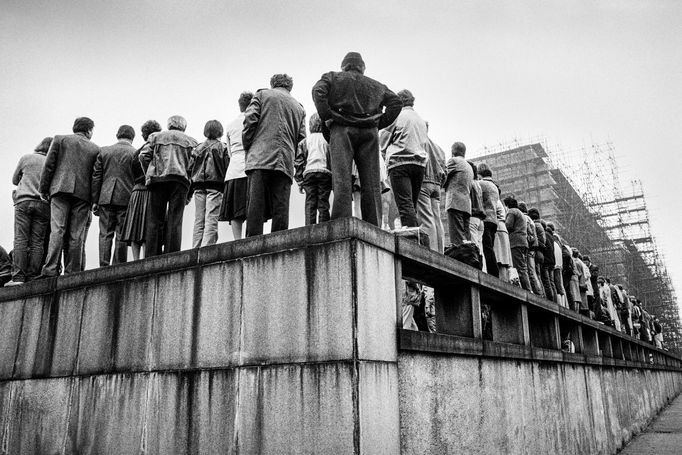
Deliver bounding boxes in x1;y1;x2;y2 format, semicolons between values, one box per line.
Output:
11;298;27;378
350;239;360;455
233;259;245;454
72;287;88;376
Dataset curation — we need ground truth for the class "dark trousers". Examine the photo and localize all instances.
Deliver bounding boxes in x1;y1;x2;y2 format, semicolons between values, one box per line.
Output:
42;194;91;276
447;209;471;247
302;172;332;225
98;204;128;266
246;169;291;237
145;181;189;257
544;265;558;301
13;199;50;281
538;255;555;301
511;246;532;291
482;221;499;277
329;125;382;226
389;164;424;228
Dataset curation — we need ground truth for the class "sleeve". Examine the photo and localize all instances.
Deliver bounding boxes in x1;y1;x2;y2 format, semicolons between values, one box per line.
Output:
311;72;333;122
505;211;514;232
39;137;60;196
139;141;153;173
298;110;307;145
222;143;230;173
241;93;262;152
377;87;403;130
12;157;24;186
91;152;103;204
294;139;308;185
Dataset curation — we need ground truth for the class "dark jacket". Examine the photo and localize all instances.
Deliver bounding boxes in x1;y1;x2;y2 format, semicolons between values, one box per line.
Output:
544;229;556;268
39;132;101;202
423;138;446;185
533;220;546;251
131;145;147;185
243;87;306;181
506;207;528;249
92;139;136;206
189;139;229;192
312;70;401;131
140;130;198;187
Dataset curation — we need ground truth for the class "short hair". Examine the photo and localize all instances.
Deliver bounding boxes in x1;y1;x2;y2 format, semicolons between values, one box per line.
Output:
116;125;135;141
468;161;478;179
572;248;579;258
398;89;415;107
528;208;540;220
204;120;224;140
518;201;528;213
35;137;53;153
546;221;555;231
452;142;466;157
503;195;518;208
309;113;323;133
72;117;94;134
342;62;365;73
539;219;547;229
270;73;293;91
238;91;254;112
141;120;162;141
478;163;492;178
167;115;187;131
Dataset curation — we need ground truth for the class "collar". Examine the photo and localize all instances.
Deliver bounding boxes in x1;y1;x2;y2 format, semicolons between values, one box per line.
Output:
402;106;414;111
118;139;132;145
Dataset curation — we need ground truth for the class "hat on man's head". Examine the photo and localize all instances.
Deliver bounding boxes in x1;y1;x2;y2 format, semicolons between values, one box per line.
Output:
342;52;365;68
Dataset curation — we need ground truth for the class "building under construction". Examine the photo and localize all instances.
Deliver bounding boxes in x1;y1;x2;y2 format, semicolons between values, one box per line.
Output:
465;141;682;353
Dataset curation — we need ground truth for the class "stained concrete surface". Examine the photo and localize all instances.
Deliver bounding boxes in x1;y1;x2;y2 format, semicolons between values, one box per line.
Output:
619;393;682;454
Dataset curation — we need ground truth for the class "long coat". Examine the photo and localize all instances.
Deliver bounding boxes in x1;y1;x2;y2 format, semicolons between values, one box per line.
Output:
92;139;136;206
39;132;100;202
444;156;473;214
242;87;306;181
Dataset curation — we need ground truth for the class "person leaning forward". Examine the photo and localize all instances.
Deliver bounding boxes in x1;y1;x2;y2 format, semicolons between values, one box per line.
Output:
39;117;100;276
312;51;402;226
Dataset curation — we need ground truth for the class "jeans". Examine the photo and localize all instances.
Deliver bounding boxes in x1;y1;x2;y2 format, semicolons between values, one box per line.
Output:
417;182;444;252
447;209;471;247
329;125;382;226
482;221;499;277
192;189;223;248
13;199;50;281
389;164;425;228
246;169;291;237
42;194;91;276
511;246;532;291
302;172;332;225
98;204;128;266
145;181;189;257
527;250;544;296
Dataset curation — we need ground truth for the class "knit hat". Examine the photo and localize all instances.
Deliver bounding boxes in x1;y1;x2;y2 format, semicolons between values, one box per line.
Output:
341;52;365;68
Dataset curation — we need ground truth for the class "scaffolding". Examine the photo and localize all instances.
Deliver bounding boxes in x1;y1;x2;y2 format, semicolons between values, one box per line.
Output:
469;140;682;353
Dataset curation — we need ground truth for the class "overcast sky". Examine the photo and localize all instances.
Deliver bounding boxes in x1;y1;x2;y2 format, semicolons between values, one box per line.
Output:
1;0;680;307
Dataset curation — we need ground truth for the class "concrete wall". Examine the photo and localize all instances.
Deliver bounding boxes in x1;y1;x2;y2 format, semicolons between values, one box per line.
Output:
398;352;682;455
0;219;400;455
0;218;680;454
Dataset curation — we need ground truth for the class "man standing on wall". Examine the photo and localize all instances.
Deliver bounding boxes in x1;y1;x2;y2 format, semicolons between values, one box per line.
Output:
92;125;136;266
243;74;306;237
312;52;402;226
140;115;198;256
444;142;474;246
39;117;100;276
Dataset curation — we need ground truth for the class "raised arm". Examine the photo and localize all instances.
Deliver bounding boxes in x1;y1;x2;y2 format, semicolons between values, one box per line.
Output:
241;92;262;152
378;87;402;130
139;141;153;173
311;72;333;123
91;152;103;204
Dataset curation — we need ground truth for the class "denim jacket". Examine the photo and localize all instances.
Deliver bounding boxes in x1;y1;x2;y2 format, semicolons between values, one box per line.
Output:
140;130;198;187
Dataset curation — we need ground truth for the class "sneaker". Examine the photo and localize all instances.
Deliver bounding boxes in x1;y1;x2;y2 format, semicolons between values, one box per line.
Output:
4;280;24;287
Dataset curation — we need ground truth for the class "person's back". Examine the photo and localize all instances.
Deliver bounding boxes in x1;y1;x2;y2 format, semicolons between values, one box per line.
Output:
14;152;47;204
445;155;474;214
143;129;197;186
244;87;306;180
41;132;100;202
505;207;528;249
384;107;428;170
479;178;499;225
93;140;136;206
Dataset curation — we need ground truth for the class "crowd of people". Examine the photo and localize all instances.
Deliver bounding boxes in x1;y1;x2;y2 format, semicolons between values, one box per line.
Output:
3;51;665;350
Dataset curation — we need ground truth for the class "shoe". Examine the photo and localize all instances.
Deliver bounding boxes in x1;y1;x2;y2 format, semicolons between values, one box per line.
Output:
4;280;24;287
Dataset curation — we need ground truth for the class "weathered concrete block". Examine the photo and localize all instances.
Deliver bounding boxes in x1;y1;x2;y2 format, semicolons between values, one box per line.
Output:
241;243;354;365
150;270;196;370
0;299;24;379
12;296;45;378
76;284;117;374
358;361;400;455
113;278;156;371
235;363;355;454
1;377;72;454
195;261;242;368
355;241;397;362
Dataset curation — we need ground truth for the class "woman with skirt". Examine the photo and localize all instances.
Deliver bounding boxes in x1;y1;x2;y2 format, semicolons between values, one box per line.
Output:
121;120;161;260
219;91;253;240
